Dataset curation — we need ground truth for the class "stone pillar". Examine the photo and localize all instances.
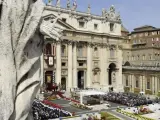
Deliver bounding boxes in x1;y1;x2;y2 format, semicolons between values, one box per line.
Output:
100;46;108;88
72;42;77;88
86;43;92;88
56;42;61;84
103;46;108;87
155;77;158;94
158;78;160;92
142;76;146;92
100;47;104;86
67;41;73;90
152;76;155;94
116;46;123;91
40;53;44;86
122;74;125;86
131;75;135;92
140;75;143;91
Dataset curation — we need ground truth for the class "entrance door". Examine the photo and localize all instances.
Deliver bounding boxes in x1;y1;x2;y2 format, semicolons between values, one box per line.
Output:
45;71;53;91
61;77;66;91
77;71;84;89
108;63;116;85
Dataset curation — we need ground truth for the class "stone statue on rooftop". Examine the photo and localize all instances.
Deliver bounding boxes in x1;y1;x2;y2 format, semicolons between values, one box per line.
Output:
102;8;106;17
87;4;91;14
56;0;60;7
110;5;115;13
67;0;70;9
0;0;63;119
48;0;53;5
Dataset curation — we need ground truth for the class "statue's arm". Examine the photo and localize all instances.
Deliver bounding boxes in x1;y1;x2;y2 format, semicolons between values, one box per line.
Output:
40;17;64;41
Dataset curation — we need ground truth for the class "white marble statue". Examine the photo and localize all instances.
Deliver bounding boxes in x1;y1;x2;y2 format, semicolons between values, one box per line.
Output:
0;0;63;120
56;0;60;7
67;0;70;9
102;8;106;17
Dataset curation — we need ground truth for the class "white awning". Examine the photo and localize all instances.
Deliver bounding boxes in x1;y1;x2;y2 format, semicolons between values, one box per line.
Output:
80;90;106;96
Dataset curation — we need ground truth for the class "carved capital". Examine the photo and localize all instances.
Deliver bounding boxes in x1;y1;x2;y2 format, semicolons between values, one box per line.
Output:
56;41;61;45
67;40;73;45
109;44;116;50
118;45;123;50
87;42;93;48
72;41;79;46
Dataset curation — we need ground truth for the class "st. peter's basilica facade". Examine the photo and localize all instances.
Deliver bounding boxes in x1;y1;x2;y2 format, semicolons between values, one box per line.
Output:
41;1;124;92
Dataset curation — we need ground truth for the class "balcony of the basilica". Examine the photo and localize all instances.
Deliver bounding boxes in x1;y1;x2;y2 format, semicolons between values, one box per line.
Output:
77;56;87;61
145;89;152;95
134;88;140;94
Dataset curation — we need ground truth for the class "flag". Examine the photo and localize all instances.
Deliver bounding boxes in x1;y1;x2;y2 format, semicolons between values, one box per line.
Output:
73;0;77;8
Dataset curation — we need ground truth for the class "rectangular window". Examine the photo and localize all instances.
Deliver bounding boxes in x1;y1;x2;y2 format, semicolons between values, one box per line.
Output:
79;63;83;66
78;46;83;57
110;23;114;32
147;81;150;89
62;62;66;66
126;78;129;86
62;18;66;23
79;21;85;28
94;24;98;30
136;79;139;88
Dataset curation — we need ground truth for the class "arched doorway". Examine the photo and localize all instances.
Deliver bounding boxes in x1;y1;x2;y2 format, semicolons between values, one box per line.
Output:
108;63;116;86
124;61;131;66
61;77;66;91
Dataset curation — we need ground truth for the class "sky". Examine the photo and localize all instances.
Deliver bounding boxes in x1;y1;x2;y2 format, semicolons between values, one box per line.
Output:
43;0;160;32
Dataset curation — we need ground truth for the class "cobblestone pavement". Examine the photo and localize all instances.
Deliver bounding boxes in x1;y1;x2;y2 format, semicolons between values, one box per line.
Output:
52;98;135;120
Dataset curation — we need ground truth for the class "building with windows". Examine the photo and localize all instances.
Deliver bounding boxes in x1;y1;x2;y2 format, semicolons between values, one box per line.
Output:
123;25;160;95
41;1;124;92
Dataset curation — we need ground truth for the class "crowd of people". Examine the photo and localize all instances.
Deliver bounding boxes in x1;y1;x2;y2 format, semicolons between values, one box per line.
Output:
32;99;71;120
103;92;154;107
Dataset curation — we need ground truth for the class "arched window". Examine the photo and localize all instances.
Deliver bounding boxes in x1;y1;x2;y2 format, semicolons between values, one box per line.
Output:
61;45;66;56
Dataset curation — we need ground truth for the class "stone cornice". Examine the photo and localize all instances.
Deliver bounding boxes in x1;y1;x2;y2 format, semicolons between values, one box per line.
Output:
63;29;124;40
44;6;121;23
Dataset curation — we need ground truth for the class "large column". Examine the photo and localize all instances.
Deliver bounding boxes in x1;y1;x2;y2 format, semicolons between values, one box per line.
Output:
152;76;155;94
103;46;108;87
86;43;92;88
40;53;44;86
72;42;77;88
140;75;143;91
142;76;146;92
116;46;123;91
67;41;73;90
155;77;158;94
158;78;160;92
100;47;103;86
56;41;61;84
131;75;135;92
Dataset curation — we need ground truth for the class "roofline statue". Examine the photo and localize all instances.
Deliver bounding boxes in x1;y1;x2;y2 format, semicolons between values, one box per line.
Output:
0;0;63;119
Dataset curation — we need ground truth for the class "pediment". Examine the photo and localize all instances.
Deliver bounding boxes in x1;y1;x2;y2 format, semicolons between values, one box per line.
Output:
76;16;89;22
42;14;76;30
